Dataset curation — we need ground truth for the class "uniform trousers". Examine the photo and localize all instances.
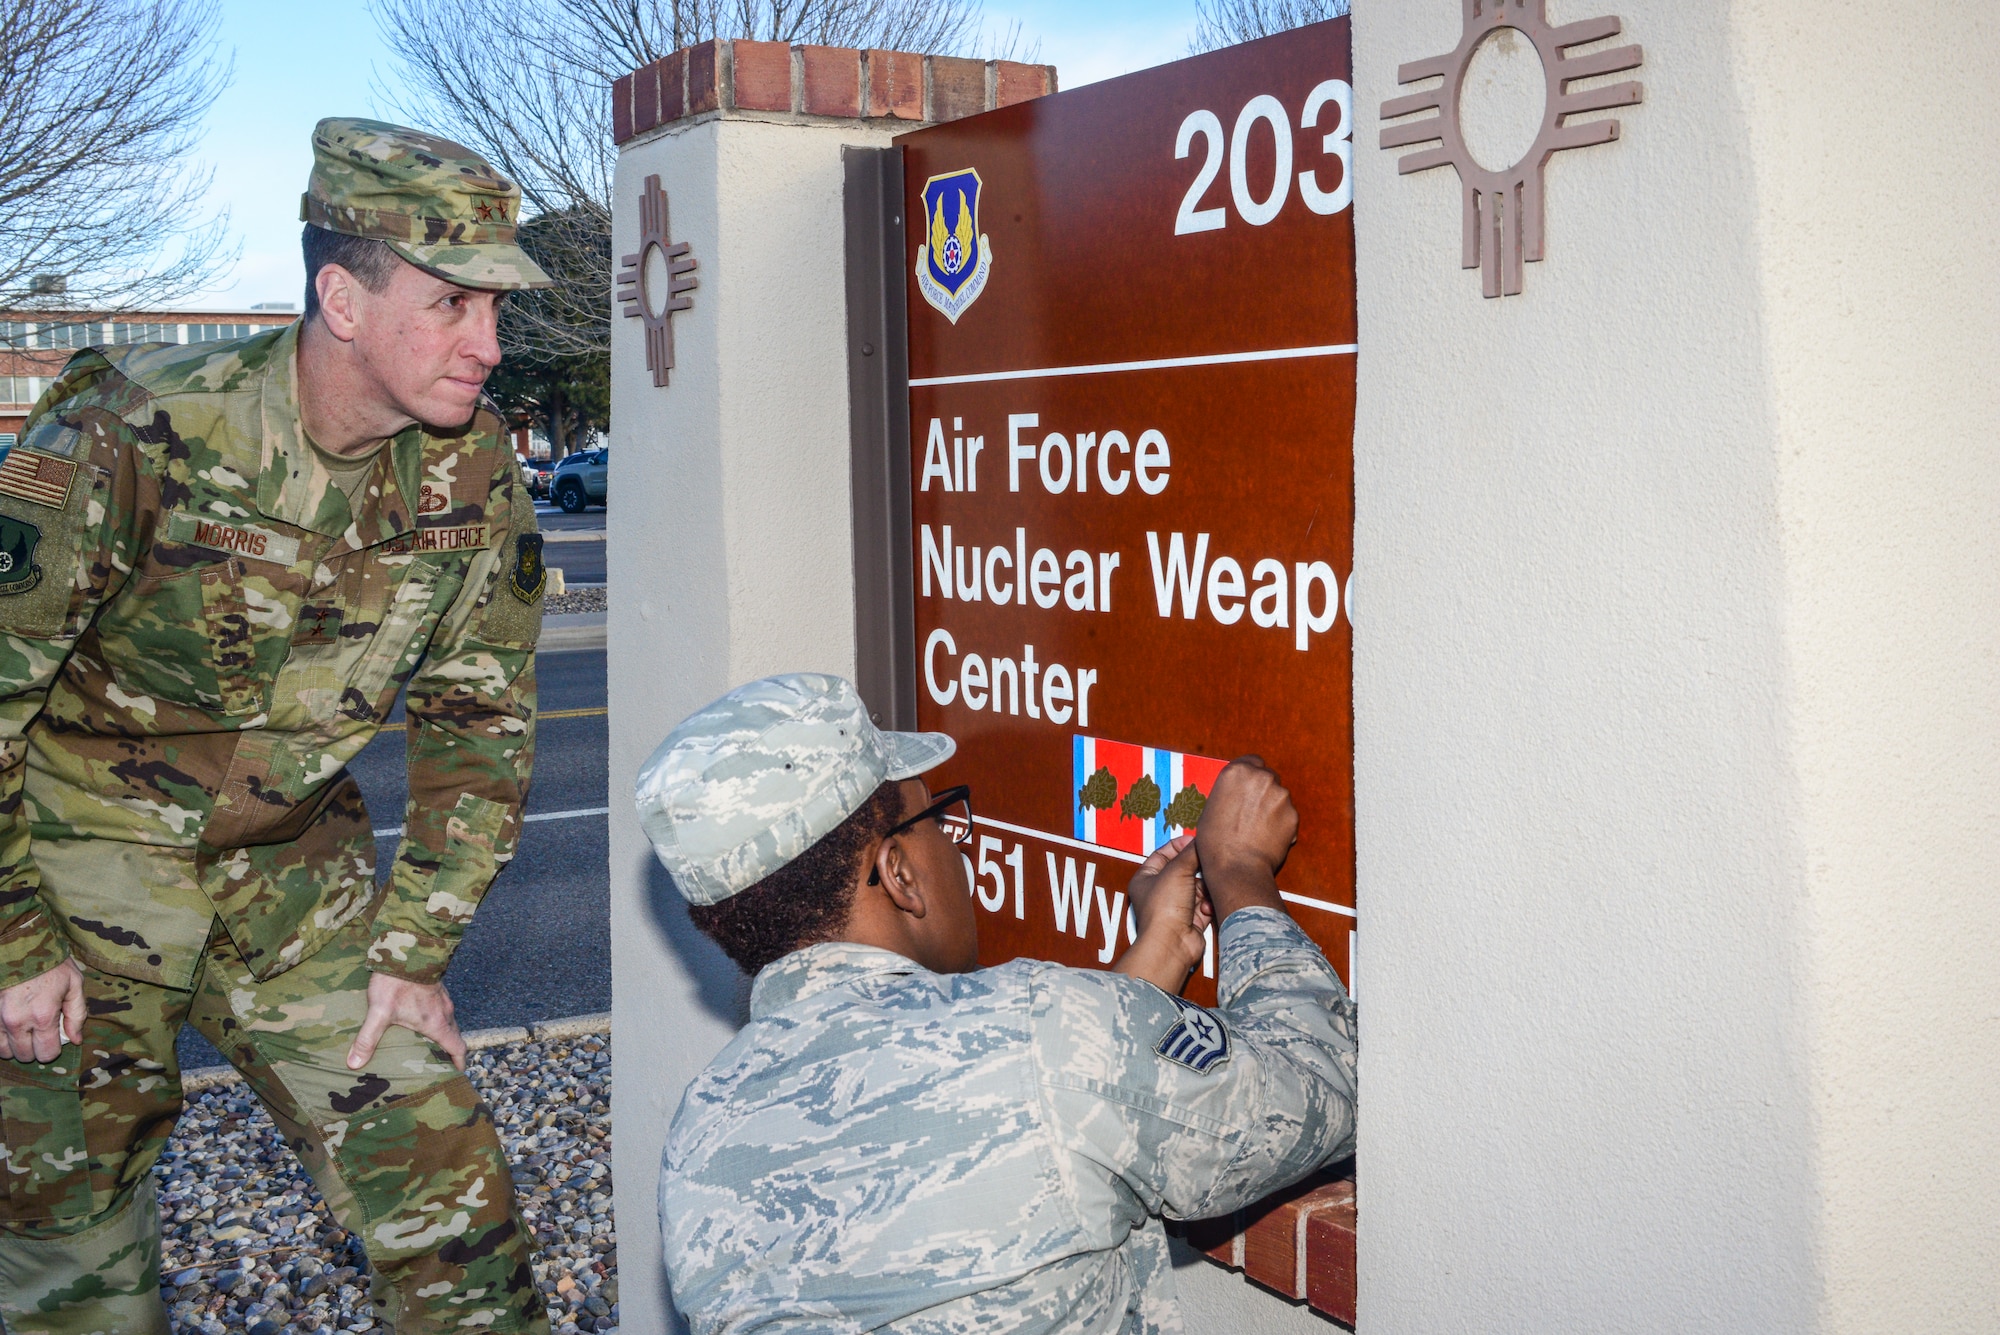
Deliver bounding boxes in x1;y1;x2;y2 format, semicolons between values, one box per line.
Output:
0;912;546;1335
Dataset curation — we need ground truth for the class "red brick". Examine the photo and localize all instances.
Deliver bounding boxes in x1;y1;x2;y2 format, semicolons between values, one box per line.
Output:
731;39;792;112
659;49;687;123
688;40;721;115
1303;1189;1357;1324
994;61;1052;107
866;49;923;120
800;45;861;117
631;60;661;135
1241;1176;1350;1297
611;72;634;143
927;55;987;123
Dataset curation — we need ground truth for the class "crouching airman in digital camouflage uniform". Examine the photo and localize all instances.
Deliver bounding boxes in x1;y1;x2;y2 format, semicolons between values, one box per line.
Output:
0;118;555;1333
636;674;1359;1333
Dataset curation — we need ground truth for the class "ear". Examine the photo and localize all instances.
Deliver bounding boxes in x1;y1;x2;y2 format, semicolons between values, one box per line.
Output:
870;835;929;920
315;264;363;342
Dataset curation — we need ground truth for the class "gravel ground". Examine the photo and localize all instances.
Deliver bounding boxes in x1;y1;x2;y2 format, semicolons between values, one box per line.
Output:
546;586;606;616
156;1034;616;1334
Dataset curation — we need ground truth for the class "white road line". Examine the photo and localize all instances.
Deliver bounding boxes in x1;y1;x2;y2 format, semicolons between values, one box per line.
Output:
909;343;1358;388
971;814;1355;918
372;806;610;839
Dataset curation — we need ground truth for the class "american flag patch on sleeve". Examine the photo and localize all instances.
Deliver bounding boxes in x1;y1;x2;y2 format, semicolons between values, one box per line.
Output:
0;451;77;510
1156;996;1230;1074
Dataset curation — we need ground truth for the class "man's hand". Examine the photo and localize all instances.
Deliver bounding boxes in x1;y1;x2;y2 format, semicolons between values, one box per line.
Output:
1191;756;1298;922
0;958;85;1064
1115;834;1213;993
348;972;468;1073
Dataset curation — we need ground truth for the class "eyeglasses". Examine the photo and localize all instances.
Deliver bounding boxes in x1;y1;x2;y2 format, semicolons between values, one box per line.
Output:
868;784;973;884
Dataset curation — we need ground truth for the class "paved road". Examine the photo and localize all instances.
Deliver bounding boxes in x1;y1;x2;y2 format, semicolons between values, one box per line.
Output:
176;645;610;1072
535;503;606;585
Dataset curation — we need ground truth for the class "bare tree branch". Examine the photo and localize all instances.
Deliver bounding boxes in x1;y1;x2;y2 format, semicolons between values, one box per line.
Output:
371;0;1013;362
0;0;236;344
1191;0;1349;52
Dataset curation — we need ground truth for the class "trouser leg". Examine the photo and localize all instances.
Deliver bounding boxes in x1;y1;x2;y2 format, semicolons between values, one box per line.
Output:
0;965;184;1335
190;918;546;1335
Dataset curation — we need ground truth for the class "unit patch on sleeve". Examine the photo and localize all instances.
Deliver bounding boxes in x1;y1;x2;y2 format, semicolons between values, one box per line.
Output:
0;451;77;509
1156;995;1231;1074
0;515;44;594
508;533;546;603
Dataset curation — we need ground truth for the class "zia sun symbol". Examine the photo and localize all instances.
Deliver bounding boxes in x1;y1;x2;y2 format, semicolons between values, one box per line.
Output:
616;174;699;387
1379;0;1643;297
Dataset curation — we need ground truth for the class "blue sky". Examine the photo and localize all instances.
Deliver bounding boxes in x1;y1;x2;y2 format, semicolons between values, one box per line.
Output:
183;0;1200;310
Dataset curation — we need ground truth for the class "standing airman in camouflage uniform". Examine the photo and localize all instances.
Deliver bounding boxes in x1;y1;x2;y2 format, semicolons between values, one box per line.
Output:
635;674;1358;1333
0;119;556;1333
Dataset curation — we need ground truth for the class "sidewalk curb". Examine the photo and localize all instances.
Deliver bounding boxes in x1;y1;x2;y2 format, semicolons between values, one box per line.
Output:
540;610;606;654
181;1011;612;1094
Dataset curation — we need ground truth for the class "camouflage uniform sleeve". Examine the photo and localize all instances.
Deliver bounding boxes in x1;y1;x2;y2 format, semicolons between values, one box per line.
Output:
367;462;542;982
1032;908;1358;1222
0;356;147;989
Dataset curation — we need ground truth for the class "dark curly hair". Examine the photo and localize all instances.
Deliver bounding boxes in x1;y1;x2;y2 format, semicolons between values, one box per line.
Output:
688;780;905;975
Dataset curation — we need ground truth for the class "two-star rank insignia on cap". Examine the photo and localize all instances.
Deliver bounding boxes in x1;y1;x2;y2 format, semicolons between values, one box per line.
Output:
1156;995;1231;1074
508;533;546;603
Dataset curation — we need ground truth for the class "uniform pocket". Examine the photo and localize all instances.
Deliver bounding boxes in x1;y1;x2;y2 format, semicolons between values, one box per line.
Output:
95;557;276;715
0;1054;92;1224
426;794;510;929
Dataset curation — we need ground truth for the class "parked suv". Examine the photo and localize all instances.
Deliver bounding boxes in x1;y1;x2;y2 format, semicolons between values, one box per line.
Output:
550;448;607;513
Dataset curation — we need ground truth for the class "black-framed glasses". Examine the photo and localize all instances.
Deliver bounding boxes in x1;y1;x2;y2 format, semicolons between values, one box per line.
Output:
868;784;973;884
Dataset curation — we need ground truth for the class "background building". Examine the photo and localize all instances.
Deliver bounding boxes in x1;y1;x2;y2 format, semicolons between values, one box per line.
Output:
0;305;299;444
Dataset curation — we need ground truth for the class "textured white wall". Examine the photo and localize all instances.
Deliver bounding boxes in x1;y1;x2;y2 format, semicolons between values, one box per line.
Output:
1351;1;1997;1331
1735;3;2000;1329
608;113;893;1333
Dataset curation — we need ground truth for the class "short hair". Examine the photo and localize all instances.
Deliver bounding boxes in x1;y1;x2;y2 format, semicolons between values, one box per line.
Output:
687;780;905;975
301;223;400;320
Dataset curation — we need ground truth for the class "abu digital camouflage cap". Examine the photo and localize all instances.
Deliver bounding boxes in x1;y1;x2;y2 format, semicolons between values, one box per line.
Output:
303;117;552;290
635;674;955;906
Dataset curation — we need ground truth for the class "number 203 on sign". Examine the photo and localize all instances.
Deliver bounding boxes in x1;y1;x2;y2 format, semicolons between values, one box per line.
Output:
1174;80;1354;233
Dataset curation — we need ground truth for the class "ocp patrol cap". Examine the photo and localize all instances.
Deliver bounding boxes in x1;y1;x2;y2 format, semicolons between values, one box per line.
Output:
635;674;955;906
302;117;552;291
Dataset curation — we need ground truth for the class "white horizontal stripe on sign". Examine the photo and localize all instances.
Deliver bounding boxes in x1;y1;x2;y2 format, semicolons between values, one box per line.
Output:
974;814;1144;864
971;814;1355;918
908;342;1358;388
372;806;610;839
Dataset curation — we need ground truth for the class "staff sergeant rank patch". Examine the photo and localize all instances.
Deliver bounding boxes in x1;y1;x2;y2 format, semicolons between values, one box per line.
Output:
1156;995;1230;1074
509;533;546;603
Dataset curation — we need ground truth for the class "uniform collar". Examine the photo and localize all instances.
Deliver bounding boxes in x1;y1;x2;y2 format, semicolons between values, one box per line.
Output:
749;941;921;1020
255;320;425;543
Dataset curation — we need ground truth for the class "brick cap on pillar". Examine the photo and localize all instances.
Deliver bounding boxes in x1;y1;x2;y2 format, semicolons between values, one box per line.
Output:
1170;1171;1357;1326
612;40;1057;143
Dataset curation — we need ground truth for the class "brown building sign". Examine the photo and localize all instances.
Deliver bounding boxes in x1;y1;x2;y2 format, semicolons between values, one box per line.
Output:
895;19;1357;1005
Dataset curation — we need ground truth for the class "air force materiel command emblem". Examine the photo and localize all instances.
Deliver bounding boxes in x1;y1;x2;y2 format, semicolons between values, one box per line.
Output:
1156;995;1230;1074
509;533;546;603
915;169;992;324
0;515;43;594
